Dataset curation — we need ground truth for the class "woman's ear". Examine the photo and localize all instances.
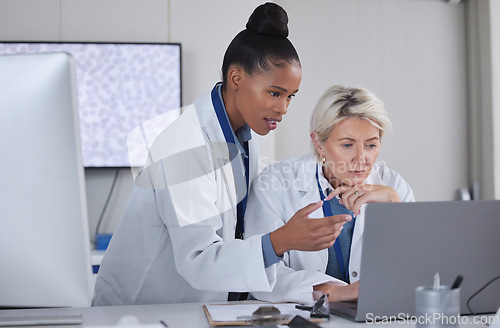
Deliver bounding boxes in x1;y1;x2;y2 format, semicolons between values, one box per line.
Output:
310;131;323;156
227;66;242;91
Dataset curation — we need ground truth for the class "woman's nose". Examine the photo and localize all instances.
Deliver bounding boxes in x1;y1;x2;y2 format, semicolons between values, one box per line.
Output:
275;99;288;115
353;147;366;164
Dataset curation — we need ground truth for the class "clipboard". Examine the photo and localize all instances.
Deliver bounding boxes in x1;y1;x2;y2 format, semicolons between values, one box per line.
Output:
203;305;249;326
203;303;322;326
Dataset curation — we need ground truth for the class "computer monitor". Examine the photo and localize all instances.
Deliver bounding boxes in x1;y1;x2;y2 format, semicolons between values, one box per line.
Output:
0;53;93;308
0;42;182;168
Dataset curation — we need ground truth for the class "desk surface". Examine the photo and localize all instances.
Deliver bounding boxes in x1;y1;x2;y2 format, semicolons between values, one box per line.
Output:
0;302;495;328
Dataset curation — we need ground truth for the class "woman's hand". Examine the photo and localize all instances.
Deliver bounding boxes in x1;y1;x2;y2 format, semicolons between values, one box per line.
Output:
314;281;360;302
269;201;351;256
325;184;401;216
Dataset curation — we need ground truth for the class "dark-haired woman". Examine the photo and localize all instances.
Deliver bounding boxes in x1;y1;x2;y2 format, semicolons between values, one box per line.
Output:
92;3;349;306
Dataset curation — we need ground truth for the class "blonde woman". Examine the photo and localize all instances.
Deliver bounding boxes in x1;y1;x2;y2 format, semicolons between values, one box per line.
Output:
245;85;415;303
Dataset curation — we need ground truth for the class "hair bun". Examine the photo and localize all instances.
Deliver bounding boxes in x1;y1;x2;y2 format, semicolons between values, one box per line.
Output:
245;2;289;38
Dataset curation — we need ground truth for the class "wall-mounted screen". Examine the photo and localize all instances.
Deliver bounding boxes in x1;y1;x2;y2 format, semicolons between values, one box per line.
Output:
0;42;182;167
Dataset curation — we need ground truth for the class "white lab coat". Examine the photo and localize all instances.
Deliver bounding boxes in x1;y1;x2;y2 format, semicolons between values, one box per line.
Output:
244;153;415;303
93;88;277;306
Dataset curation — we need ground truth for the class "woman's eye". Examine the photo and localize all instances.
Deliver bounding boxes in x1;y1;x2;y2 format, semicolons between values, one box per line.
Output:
287;94;296;100
342;144;353;148
270;91;280;97
367;144;378;149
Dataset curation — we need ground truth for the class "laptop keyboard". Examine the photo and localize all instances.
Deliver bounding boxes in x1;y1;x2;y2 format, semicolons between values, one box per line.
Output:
0;313;83;326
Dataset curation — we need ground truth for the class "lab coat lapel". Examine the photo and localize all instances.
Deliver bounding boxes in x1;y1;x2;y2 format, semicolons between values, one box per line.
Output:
194;91;240;238
296;160;323;219
201;88;246;191
295;156;328;266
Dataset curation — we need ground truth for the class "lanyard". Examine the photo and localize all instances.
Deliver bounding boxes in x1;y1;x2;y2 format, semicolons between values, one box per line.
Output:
211;84;249;239
315;166;355;282
236;142;249;239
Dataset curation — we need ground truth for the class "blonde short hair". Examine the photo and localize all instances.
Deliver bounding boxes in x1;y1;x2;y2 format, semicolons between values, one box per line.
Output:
310;85;392;161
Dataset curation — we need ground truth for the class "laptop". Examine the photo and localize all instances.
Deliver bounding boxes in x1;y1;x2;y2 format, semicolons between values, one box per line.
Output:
329;200;500;321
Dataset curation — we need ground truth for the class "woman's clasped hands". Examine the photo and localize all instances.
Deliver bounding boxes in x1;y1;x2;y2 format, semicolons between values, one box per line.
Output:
325;184;401;217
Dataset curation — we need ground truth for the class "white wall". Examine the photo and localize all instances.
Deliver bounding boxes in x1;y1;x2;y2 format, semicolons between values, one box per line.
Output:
0;0;496;241
275;0;468;202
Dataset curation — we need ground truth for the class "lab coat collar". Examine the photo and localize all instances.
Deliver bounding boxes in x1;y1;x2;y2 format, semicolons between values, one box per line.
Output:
215;83;252;155
293;153;326;218
294;153;322;193
192;86;233;163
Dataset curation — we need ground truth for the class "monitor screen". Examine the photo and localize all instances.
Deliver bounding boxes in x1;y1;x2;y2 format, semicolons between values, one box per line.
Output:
0;52;93;307
0;42;182;167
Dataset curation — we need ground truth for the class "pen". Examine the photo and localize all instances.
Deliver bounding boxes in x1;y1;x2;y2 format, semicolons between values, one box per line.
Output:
310;294;330;318
160;319;168;327
312;294;326;312
295;304;312;311
434;272;440;291
451;275;463;289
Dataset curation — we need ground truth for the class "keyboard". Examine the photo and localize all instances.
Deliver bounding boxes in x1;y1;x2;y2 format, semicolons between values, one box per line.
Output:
0;313;83;326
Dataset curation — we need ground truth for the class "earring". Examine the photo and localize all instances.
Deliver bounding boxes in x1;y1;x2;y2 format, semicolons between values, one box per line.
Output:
321;156;326;165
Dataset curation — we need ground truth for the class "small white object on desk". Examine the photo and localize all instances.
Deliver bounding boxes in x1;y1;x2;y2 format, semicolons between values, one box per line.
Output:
117;315;142;325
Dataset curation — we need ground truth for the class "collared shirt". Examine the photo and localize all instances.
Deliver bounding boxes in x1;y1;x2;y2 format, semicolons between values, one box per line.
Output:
326;195;354;283
316;167;355;283
216;84;251;154
216;84;279;268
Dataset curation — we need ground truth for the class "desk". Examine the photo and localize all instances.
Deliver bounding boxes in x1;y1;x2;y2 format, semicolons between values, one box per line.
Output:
0;302;495;328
